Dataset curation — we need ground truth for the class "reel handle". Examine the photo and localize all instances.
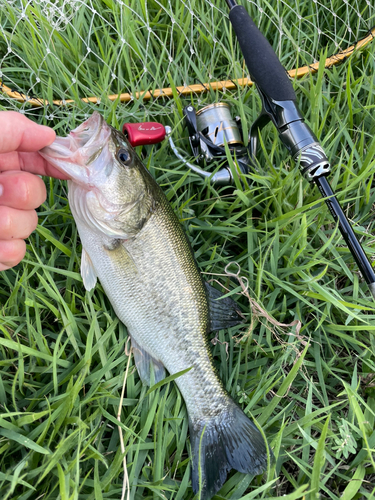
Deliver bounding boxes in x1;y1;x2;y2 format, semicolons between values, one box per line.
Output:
121;121;233;184
123;122;166;146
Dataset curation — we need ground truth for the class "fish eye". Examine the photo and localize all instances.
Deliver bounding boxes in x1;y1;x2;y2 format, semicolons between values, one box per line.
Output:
117;148;131;165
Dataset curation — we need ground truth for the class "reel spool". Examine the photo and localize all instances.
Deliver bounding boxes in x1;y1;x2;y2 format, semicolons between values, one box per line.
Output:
196;103;242;148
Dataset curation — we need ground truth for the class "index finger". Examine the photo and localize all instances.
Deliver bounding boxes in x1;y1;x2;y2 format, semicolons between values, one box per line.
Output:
0;111;56;154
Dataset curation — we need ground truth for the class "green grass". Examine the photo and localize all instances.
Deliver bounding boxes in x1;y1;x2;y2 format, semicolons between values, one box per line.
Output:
1;0;375;498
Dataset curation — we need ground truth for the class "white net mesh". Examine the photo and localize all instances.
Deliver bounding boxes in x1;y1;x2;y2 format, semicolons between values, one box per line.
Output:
1;0;374;123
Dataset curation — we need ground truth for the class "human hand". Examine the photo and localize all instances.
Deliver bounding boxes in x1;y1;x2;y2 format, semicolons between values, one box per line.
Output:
0;111;70;271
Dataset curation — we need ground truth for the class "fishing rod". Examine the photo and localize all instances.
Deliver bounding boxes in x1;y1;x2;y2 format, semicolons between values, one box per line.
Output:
223;0;375;300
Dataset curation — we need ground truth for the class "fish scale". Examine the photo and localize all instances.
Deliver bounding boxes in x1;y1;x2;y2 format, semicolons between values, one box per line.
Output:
40;112;271;499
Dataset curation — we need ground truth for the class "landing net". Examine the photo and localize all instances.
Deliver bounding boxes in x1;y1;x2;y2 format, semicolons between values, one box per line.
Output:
0;0;374;123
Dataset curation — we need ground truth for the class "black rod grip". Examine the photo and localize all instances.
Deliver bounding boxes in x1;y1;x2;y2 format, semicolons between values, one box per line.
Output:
229;5;296;101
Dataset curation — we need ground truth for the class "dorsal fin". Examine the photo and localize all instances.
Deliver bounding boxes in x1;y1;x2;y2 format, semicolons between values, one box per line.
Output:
205;282;244;332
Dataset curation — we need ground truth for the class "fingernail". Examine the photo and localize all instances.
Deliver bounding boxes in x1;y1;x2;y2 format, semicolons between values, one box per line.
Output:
0;185;3;197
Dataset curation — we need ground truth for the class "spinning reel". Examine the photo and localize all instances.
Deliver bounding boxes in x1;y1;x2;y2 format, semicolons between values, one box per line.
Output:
123;102;254;185
167;103;253;185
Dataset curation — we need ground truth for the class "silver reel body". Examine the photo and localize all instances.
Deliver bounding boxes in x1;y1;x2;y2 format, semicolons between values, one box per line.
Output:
167;103;253;184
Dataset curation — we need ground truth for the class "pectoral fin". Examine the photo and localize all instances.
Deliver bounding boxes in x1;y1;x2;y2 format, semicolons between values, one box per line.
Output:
81;248;98;291
130;336;166;386
205;282;244;331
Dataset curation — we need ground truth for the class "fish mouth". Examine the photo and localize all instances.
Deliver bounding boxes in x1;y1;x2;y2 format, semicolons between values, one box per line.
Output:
39;112;110;180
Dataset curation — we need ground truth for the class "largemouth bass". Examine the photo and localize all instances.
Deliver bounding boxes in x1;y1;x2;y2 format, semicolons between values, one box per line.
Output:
40;112;271;499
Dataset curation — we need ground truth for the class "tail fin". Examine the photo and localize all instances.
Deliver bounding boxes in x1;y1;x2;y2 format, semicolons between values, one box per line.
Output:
189;403;271;499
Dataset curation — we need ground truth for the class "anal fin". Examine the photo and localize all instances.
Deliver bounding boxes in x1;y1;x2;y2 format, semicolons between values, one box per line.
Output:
130;336;166;386
205;282;244;331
